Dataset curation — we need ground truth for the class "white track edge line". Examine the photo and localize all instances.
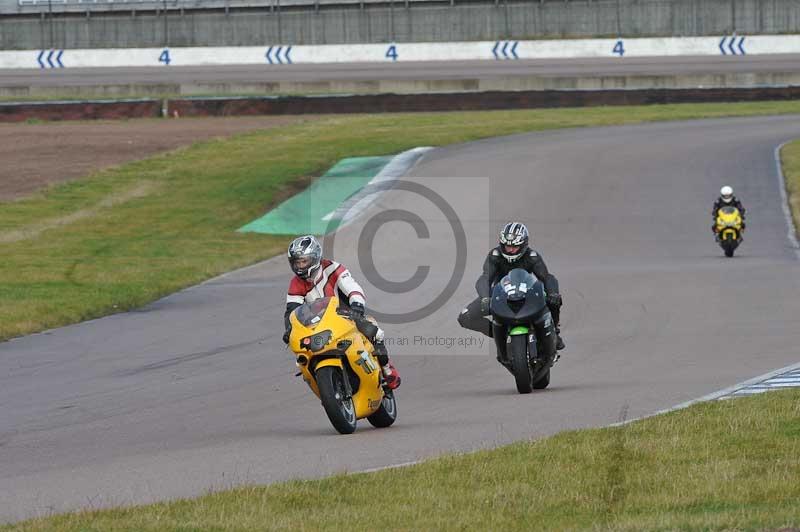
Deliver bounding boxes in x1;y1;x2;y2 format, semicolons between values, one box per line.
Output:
609;360;800;427
323;146;435;230
774;140;800;261
356;360;800;475
353;460;424;475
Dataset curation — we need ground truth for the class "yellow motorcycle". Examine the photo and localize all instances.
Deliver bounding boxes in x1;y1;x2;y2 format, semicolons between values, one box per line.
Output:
288;296;397;434
714;206;743;258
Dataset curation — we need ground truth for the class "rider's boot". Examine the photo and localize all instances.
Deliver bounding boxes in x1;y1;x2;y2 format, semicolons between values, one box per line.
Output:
374;338;401;390
556;327;565;351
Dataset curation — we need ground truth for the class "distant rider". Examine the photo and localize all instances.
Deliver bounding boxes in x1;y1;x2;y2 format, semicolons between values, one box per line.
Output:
282;235;401;389
457;222;565;351
712;185;746;237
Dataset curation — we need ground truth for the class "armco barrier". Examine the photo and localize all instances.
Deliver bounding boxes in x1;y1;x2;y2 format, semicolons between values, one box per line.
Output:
5;72;800;100
2;87;799;123
0;98;162;122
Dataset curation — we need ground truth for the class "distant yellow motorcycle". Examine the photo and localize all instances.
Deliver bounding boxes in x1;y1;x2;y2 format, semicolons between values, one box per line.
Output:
288;296;397;434
714;206;743;257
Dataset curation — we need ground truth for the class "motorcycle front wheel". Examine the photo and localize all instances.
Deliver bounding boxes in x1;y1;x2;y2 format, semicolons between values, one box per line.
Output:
721;233;738;257
723;240;736;257
316;366;358;434
510;334;534;394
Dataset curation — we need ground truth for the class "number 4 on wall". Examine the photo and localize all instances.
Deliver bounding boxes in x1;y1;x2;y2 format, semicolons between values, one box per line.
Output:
159;49;171;65
385;44;398;61
613;40;625;57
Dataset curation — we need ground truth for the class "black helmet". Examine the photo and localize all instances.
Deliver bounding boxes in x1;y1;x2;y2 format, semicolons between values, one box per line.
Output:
499;222;529;262
288;235;322;279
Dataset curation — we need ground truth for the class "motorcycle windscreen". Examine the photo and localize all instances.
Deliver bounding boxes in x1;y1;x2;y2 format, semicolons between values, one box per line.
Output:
491;269;547;321
500;268;537;301
294;297;333;327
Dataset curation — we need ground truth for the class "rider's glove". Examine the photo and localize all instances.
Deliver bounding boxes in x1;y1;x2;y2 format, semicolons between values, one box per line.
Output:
546;293;562;308
282;329;291;345
350;301;365;318
479;297;491;314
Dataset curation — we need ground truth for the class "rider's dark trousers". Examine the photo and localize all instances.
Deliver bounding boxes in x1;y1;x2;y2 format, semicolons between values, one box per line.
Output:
457;295;562;337
353;315;389;366
457;297;493;337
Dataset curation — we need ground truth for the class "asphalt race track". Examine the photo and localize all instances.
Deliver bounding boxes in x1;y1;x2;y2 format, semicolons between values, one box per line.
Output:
2;55;800;88
2;115;800;522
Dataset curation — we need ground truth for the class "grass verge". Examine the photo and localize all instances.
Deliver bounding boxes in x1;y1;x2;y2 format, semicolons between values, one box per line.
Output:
780;139;800;238
2;101;800;341
6;388;800;531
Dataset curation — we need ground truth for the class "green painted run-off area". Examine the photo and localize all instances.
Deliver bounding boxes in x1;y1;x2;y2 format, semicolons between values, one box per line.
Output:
238;156;393;236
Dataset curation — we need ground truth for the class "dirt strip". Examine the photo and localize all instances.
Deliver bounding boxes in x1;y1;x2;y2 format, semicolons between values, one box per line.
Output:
0;116;311;201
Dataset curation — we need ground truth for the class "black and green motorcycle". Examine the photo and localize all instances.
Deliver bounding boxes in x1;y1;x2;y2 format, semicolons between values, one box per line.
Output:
490;268;558;394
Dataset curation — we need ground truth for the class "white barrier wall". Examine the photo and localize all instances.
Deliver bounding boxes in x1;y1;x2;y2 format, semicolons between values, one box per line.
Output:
1;35;799;69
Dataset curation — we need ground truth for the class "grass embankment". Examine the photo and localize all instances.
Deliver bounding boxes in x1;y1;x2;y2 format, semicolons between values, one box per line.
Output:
780;140;800;237
2;101;800;341
8;389;800;531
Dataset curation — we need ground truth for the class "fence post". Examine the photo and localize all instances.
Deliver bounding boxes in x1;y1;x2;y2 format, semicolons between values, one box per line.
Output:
277;0;282;44
162;0;169;47
504;0;510;39
47;0;54;50
390;0;395;43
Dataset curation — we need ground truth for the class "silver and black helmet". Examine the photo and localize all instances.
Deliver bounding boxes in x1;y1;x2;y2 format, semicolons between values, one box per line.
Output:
499;222;529;262
288;235;322;279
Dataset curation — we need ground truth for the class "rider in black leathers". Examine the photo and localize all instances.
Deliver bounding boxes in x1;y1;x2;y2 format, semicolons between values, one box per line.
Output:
457;222;565;351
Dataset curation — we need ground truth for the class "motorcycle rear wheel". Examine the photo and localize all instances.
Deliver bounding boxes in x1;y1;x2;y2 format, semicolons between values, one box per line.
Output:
317;366;358;434
510;334;534;394
367;390;397;428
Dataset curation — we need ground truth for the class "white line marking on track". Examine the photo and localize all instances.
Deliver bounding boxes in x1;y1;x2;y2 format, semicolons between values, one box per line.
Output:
610;360;800;427
352;363;800;476
351;460;423;475
774;140;800;261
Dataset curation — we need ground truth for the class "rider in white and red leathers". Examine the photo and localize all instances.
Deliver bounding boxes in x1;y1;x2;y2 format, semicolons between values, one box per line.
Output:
282;235;401;389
